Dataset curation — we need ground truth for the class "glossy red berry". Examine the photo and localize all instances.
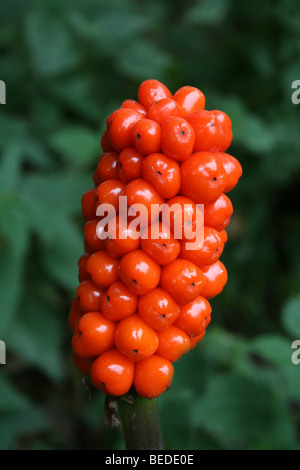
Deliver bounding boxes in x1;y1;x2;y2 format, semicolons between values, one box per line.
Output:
174;296;211;338
115;314;159;362
131;119;162;155
85;250;119;289
118;249;161;295
180;152;227;205
107;108;143;152
76;279;103;313
147;98;183;125
117;147;144;184
215;152;242;193
91;349;135;396
201;260;228;299
142;152;181;199
140;221;181;266
204;193;233;232
138;287;180;331
133;355;174;399
138;79;172;110
160;258;205;304
100;281;138;322
173;86;205;116
93;152;119;186
161;117;195;162
81;189;98;222
156;325;191;362
72;311;115;359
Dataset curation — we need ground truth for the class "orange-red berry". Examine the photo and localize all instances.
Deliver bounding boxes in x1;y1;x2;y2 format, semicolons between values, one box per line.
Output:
91;349;135;396
134;355;174;399
115;314;159;362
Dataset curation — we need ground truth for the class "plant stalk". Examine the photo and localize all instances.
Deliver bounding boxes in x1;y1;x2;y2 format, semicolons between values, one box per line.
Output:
117;390;164;450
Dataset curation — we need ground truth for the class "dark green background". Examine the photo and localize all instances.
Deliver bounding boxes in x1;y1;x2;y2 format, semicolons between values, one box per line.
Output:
1;0;300;450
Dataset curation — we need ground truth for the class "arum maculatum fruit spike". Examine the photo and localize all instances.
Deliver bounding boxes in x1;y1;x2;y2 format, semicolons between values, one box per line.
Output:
70;79;242;399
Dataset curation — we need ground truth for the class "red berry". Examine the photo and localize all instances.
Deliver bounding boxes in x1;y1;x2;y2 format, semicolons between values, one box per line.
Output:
93;152;119;186
91;349;135;396
115;314;159;362
107;108;143;152
142;152;181;199
86;251;119;289
161;116;195;161
156;325;191;362
138;287;180;331
77;280;103;313
180;152;227;205
201;260;228;299
204;193;233;232
180;226;224;267
140;221;181;266
81;188;98;222
72;312;115;359
174;296;211;338
118;249;161;295
133;355;174;398
100;281;138;322
173;86;205;116
121;99;147;116
138;79;172;110
160;258;205;304
215;152;242;193
147;98;183;125
131;119;162;155
117;147;144;184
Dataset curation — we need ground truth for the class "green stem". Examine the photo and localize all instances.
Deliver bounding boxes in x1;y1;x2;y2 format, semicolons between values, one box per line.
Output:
117;390;164;450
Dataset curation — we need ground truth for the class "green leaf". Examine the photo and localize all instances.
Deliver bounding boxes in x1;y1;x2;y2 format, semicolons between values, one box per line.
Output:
24;10;81;76
192;373;296;449
8;297;64;380
219;97;276;153
248;334;292;367
281;295;300;338
0;374;30;412
41;230;83;291
0;249;25;334
184;0;230;25
0;375;48;450
0;143;22;192
22;171;91;215
0;193;29;333
49;126;99;167
69;10;150;51
22;196;83;289
116;41;172;81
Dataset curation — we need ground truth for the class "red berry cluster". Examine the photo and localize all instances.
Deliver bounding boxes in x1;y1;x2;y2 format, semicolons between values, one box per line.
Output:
69;80;242;399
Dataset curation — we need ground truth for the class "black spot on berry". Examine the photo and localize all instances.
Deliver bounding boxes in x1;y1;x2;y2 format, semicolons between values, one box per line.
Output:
190;283;195;287
180;130;185;135
157;171;162;175
132;279;137;284
161;314;166;318
162;243;167;248
137;134;141;139
212;177;217;182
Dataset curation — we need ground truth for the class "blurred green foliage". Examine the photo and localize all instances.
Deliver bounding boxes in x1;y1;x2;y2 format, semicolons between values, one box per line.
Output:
1;0;300;450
